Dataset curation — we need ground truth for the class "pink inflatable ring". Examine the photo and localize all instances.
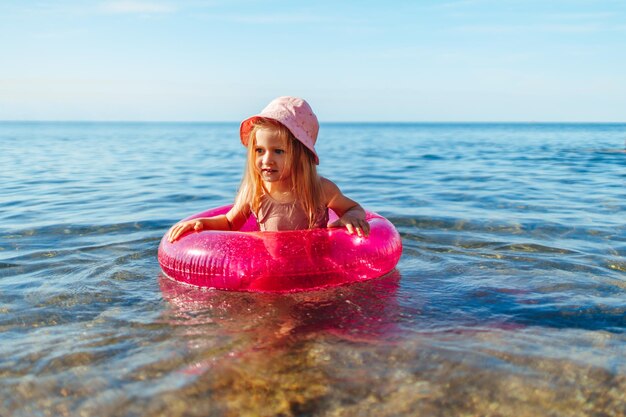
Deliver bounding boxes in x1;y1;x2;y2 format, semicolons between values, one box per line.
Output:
158;205;402;293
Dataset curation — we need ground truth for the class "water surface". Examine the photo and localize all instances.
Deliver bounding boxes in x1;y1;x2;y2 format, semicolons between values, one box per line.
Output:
1;122;625;416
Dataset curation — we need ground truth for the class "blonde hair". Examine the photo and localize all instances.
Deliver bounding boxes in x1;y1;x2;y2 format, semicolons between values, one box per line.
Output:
234;118;325;228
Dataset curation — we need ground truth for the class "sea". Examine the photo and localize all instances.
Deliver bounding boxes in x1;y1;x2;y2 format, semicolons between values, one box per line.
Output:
1;122;625;416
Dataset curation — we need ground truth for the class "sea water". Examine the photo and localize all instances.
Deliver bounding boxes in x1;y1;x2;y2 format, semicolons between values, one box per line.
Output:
1;122;625;416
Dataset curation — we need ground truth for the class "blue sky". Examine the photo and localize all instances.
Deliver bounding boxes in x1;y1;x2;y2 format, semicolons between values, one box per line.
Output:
1;0;625;122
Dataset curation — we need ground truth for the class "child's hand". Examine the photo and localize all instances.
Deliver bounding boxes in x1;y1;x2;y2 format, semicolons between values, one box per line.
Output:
167;220;204;243
328;214;370;237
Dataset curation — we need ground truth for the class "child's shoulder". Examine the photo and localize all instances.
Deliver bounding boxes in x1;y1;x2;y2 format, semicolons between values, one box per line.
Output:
320;177;342;200
320;176;337;190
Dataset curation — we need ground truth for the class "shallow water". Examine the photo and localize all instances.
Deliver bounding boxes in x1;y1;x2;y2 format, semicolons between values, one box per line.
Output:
1;122;625;416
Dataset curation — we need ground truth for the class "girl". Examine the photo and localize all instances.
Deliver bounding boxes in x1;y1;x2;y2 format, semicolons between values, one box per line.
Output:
167;96;370;242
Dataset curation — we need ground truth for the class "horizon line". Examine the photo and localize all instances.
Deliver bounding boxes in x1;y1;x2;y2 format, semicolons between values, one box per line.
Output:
1;119;625;124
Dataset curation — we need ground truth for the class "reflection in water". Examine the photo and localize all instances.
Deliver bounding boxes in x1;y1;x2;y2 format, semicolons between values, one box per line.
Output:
159;270;402;343
156;272;402;416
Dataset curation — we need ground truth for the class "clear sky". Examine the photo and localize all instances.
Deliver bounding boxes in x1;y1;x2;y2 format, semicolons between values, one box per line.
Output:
1;0;625;122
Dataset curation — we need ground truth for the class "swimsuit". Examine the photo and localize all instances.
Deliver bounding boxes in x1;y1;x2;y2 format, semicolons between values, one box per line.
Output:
256;195;328;231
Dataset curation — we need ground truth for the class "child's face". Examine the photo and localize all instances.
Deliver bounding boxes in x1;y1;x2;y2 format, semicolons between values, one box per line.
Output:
254;128;290;184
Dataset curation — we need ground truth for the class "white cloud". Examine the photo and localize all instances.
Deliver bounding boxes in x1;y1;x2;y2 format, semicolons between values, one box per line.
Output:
544;12;616;21
434;0;491;9
98;1;177;14
194;12;333;25
454;23;608;34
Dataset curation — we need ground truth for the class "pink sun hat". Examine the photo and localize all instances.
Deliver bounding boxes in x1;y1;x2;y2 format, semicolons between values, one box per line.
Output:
240;96;320;164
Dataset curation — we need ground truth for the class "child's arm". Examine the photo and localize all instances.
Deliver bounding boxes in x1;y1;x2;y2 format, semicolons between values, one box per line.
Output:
167;204;250;243
322;178;370;237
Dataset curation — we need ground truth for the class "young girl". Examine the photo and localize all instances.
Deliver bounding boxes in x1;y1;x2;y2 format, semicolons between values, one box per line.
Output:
167;96;370;242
